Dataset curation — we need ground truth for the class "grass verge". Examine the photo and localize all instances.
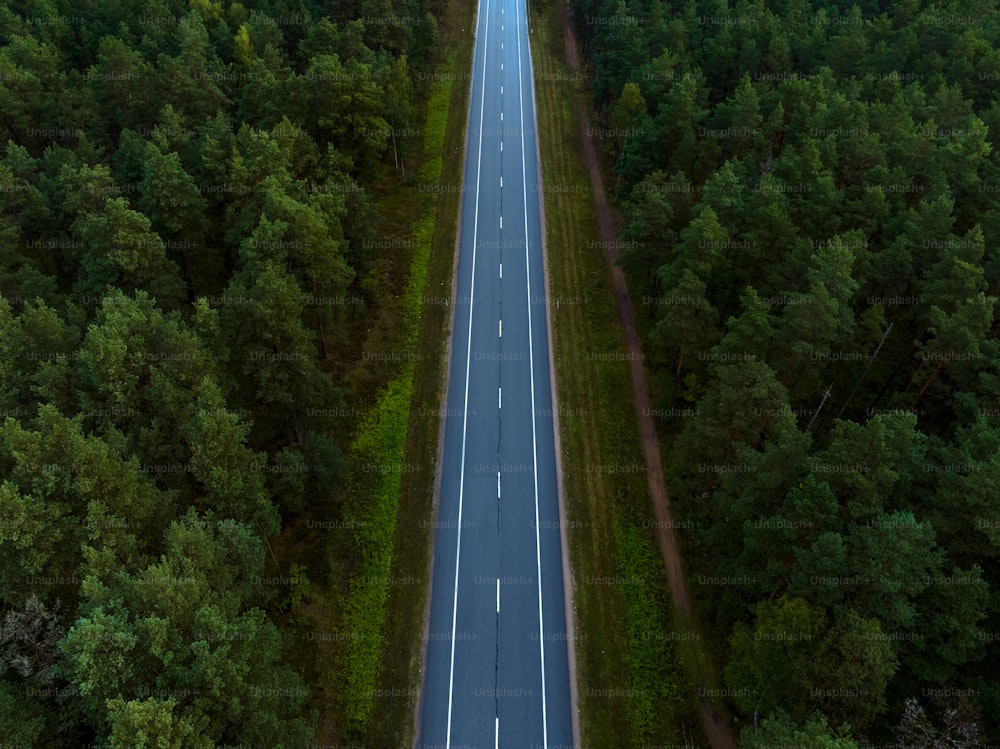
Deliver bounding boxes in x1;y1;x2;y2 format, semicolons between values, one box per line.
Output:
528;0;692;745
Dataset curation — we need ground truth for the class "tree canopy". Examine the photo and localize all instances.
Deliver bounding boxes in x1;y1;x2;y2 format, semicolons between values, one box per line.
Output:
0;0;440;743
571;0;1000;742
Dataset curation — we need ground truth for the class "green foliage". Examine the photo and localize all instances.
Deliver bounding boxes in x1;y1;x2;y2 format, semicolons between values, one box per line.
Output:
281;563;311;613
742;710;860;749
614;520;682;741
338;65;446;733
62;511;314;746
574;0;1000;740
0;0;444;741
416;63;453;182
341;377;412;729
184;377;280;537
725;595;828;718
106;697;214;749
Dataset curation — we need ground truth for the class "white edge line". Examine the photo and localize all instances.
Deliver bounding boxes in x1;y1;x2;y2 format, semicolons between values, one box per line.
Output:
525;0;581;743
413;0;481;743
445;0;490;742
516;0;548;745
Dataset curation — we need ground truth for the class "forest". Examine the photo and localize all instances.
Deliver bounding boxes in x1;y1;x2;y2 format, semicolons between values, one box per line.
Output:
0;0;440;745
567;0;1000;744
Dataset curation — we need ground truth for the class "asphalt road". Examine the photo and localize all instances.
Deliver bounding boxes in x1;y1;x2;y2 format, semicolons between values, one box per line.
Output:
418;0;574;746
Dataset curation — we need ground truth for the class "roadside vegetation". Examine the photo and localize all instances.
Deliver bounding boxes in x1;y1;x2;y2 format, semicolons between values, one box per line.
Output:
295;0;477;744
0;0;460;744
529;1;693;745
568;0;1000;743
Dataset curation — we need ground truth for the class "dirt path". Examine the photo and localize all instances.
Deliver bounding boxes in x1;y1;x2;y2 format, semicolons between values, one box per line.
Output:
561;7;737;748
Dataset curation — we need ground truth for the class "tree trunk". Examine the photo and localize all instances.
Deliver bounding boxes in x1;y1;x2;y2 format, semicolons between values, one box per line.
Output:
912;361;944;409
391;129;399;175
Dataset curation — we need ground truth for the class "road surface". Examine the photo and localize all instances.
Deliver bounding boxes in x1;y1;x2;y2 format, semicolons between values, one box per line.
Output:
418;0;574;745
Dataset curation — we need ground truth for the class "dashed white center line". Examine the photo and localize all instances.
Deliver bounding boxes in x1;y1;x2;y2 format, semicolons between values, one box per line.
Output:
499;387;502;409
497;579;500;612
499;263;502;279
499;319;502;337
497;471;501;498
500;176;503;188
499;215;503;229
501;85;503;94
495;717;500;749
